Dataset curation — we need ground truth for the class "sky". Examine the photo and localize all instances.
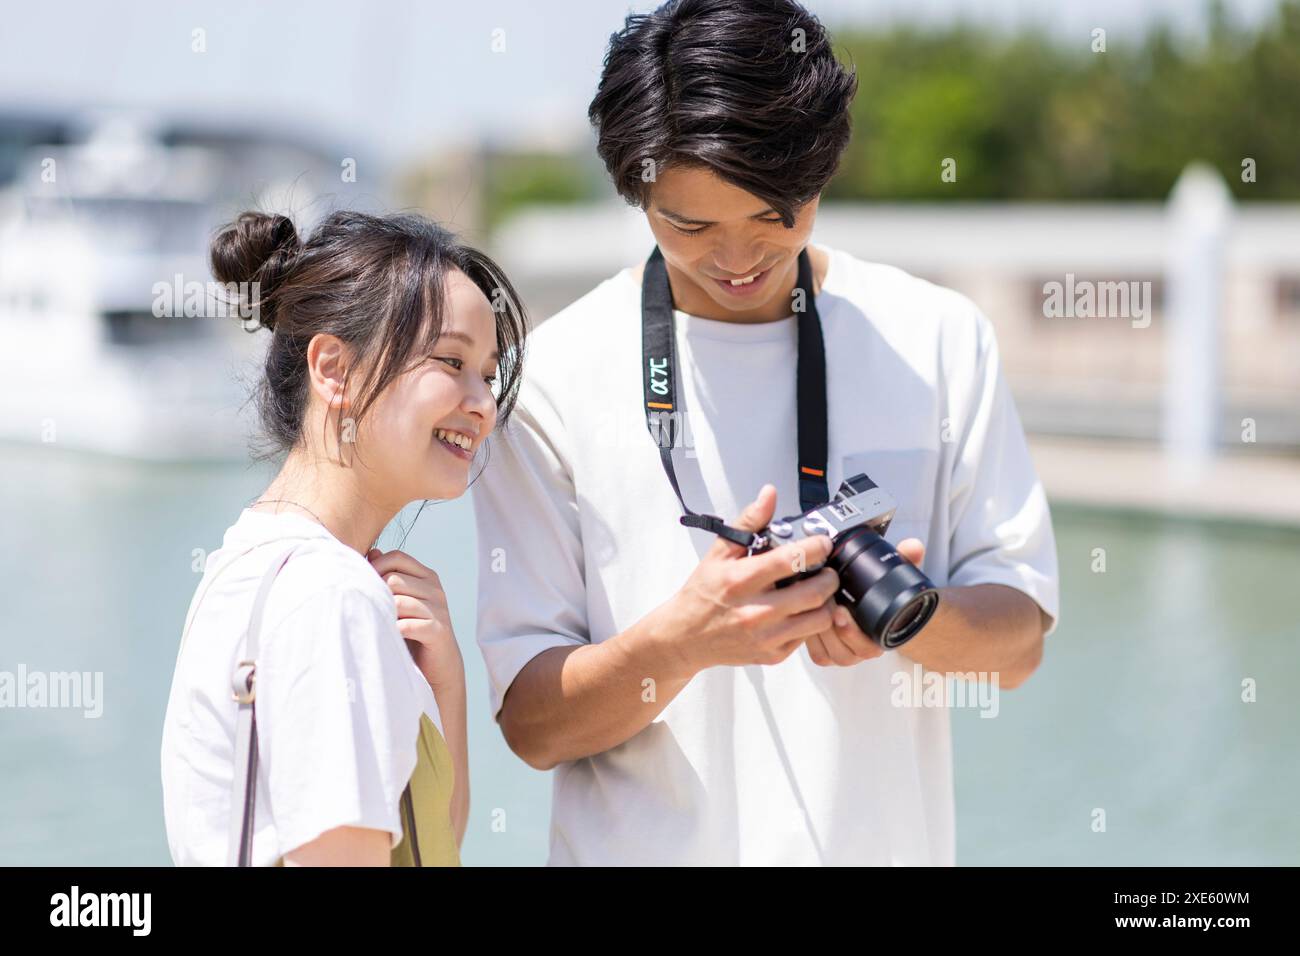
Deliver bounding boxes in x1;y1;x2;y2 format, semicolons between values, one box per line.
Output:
0;0;1281;166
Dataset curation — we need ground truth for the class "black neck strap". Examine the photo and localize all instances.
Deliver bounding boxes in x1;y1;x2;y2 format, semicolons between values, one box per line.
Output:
640;246;829;548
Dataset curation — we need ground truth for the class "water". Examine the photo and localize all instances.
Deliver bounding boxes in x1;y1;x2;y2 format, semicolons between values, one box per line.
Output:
2;444;1297;865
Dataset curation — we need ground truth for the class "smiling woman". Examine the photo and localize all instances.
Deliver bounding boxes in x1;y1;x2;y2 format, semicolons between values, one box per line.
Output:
210;210;525;467
160;209;529;867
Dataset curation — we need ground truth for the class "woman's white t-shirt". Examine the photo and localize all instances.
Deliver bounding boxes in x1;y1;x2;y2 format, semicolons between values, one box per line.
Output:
160;508;442;866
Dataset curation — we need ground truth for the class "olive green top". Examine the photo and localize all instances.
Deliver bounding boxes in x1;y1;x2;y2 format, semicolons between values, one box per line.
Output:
273;712;460;867
390;712;461;867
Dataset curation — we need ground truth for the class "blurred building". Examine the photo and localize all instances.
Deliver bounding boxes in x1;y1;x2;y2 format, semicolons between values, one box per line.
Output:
492;196;1300;450
0;111;366;459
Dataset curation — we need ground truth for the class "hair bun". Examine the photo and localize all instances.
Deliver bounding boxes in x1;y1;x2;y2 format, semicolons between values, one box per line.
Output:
210;212;301;331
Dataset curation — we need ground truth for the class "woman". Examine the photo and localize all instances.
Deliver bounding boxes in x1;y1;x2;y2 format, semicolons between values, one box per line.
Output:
160;210;527;865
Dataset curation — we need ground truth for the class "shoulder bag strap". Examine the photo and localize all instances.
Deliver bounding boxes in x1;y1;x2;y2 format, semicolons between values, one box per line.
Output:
226;543;302;867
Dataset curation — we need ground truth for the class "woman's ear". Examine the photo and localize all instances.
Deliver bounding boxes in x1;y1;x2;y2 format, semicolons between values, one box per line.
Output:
306;333;352;411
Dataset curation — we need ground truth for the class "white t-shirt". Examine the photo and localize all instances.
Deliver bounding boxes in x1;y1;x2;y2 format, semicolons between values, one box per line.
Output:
471;244;1060;866
160;508;442;866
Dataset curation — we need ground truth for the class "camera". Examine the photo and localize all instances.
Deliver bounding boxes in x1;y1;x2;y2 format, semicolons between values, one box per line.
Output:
751;473;940;648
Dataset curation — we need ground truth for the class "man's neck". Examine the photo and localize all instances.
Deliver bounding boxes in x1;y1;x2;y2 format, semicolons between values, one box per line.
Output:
653;245;829;324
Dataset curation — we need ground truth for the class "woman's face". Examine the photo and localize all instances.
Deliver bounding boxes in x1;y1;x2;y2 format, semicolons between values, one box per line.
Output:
355;268;501;506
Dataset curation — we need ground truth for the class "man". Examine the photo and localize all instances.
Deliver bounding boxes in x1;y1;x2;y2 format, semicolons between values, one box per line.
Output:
471;0;1058;865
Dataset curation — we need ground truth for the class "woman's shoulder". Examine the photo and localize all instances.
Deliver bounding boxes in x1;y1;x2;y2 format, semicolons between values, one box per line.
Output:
224;509;393;607
275;538;393;608
260;539;398;646
201;508;399;649
178;508;415;702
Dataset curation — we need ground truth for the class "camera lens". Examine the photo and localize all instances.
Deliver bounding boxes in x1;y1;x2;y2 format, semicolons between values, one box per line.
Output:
881;589;939;646
828;526;940;648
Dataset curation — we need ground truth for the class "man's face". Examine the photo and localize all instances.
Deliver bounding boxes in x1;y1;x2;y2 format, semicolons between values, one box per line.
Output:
646;165;820;322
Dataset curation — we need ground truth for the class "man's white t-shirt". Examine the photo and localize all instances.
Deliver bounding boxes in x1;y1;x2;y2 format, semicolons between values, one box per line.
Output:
160;509;442;866
471;244;1059;866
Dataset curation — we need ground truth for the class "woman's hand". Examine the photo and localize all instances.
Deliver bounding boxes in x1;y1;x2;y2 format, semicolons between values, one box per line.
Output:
368;547;471;846
367;548;464;690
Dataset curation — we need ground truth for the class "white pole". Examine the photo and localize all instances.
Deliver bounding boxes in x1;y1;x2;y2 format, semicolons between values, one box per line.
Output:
1162;163;1231;478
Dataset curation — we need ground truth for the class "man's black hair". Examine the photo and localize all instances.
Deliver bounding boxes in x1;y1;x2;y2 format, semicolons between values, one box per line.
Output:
588;0;858;226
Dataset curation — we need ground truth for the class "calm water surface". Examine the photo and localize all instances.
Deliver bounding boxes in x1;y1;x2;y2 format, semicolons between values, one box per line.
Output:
1;444;1296;865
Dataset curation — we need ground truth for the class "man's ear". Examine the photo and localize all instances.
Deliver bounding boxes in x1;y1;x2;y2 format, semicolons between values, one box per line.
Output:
306;333;352;410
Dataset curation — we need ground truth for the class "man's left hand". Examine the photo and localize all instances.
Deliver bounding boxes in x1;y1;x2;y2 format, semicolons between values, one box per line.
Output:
805;537;926;666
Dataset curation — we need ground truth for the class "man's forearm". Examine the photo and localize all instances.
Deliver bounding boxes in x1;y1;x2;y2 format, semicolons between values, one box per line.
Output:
897;583;1046;688
498;608;698;771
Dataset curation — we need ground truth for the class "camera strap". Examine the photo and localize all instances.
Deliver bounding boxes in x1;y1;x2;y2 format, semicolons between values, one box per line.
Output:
640;245;829;549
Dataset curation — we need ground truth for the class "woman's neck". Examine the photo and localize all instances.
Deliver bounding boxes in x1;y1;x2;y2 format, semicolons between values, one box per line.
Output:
253;449;399;555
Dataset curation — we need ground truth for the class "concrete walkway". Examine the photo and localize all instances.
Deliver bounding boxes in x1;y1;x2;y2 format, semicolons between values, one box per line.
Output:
1028;436;1300;529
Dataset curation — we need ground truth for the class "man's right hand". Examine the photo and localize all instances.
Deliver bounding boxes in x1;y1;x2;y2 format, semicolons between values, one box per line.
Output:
651;483;840;676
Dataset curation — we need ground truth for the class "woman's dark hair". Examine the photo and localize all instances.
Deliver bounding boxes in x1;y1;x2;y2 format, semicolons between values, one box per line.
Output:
587;0;858;226
210;210;528;459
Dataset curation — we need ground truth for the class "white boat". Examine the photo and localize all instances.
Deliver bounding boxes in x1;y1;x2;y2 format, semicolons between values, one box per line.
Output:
0;114;338;460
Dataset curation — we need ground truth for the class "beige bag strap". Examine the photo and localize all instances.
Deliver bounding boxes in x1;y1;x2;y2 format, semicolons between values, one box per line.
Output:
177;535;312;661
227;543;302;867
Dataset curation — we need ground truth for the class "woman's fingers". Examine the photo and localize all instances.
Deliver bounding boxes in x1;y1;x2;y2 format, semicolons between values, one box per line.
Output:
368;549;447;606
394;594;435;621
368;548;442;586
375;572;441;606
383;573;446;606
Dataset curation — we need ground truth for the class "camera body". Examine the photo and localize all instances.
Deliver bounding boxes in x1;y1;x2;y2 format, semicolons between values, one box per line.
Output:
751;473;940;648
752;472;898;551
